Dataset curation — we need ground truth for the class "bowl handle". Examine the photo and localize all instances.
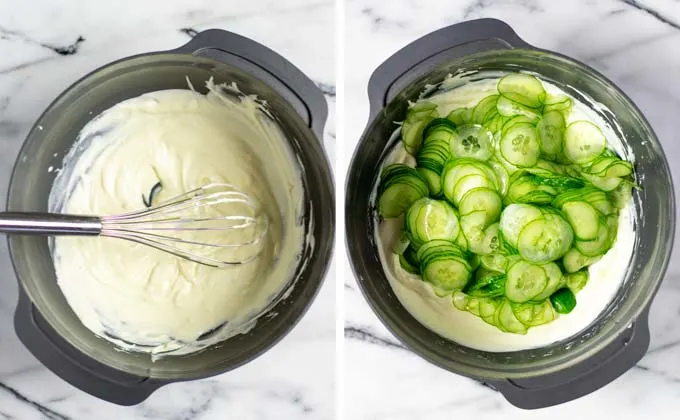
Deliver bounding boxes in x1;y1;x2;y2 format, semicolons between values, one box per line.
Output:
367;18;532;119
487;306;651;409
170;29;328;141
13;288;166;406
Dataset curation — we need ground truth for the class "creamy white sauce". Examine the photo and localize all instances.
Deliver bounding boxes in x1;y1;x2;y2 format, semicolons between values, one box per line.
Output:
376;77;636;352
49;79;304;358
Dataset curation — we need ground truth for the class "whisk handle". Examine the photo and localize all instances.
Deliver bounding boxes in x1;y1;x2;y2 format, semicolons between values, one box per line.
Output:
0;212;102;235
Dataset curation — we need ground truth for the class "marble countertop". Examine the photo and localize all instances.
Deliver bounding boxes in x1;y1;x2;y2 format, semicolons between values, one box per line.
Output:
0;0;335;419
342;0;680;418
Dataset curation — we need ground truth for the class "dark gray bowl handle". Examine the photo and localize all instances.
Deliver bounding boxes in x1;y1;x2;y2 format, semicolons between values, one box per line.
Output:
367;18;532;119
171;29;327;141
488;306;651;409
14;288;165;406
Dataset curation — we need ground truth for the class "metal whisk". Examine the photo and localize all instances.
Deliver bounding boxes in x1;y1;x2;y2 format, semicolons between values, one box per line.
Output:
0;183;269;268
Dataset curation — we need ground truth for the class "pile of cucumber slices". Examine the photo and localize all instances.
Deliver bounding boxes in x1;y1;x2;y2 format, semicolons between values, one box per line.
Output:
378;73;635;334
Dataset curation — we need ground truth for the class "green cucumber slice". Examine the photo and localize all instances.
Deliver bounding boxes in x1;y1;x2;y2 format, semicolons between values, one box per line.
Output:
451;125;494;161
480;254;509;272
512;300;556;327
566;269;589;293
506;260;548;303
608;183;633;209
452;291;470;311
543;94;572;113
498;299;528;334
499;203;543;249
496;95;541;121
497;73;546;108
399;249;420;274
531;262;565;301
422;258;471;292
500;123;540;167
452;174;495;206
562;248;602;273
473;95;500;125
378;166;429;218
564;121;606;164
459;188;503;222
581;172;624;192
517;214;574;264
537;110;566;159
574;216;610;257
405;198;460;246
416;167;442;196
466;267;506;298
447;107;473;126
561;201;601;241
454;229;468;251
401;102;439;154
487;159;510;196
550;288;576;314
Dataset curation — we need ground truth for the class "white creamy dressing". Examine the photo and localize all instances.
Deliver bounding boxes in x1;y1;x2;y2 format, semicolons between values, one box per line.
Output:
375;76;636;352
49;79;305;357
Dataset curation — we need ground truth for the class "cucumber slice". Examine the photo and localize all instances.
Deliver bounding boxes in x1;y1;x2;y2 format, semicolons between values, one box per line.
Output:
460;210;487;251
497;73;546;108
500;123;540;167
422;258;471;292
550;288;576;314
399;249;420;274
422;117;457;140
451;125;494;161
465;296;482;316
485;114;508;133
466;267;505;298
581;172;624;192
487;159;510;196
608;183;633;209
459;188;503;222
531;262;565;301
479;297;502;319
499;203;543;249
473;95;500;125
452;291;469;311
502;115;537;133
441;159;499;204
498;299;528;334
543;94;572;113
574;216;610;257
453;228;468;251
506;260;548;303
447;107;473;126
480;253;508;272
452;174;495;206
496;95;541;121
405;198;460;246
378;166;429;218
562;248;602;273
561;201;601;241
392;231;411;254
401;102;439;154
517;214;574;264
537;110;566;159
564;121;606;164
566;269;589;293
416;240;467;265
416;167;442;196
512;300;556;327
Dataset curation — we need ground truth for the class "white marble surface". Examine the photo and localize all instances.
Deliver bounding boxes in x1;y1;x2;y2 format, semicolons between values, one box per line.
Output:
342;0;680;418
0;0;335;419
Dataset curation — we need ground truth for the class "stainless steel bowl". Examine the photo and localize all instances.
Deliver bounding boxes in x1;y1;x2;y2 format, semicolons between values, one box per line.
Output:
345;19;675;409
7;29;334;405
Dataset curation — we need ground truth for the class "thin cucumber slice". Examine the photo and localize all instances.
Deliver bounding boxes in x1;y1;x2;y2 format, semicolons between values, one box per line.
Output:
506;260;548;303
566;269;589;293
479;297;502;319
452;291;469;311
550;288;577;314
502;115;537;133
416;167;442;196
500;123;540;167
466;267;505;298
512;300;555;327
517;214;574;264
487;159;510;196
543;94;572;113
499;203;543;249
447;107;473;126
562;247;602;273
531;262;565;301
537;110;566;159
441;160;499;204
460;211;487;252
406;198;460;246
422;117;457;140
496;95;541;121
497;73;546;108
608;183;633;209
454;228;468;251
451;125;494;161
399;252;420;274
401;102;439;154
473;95;500;125
422;258;471;292
452;174;495;206
581;172;624;192
498;299;528;334
485;114;508;133
561;201;601;241
416;240;467;265
564;121;606;164
465;296;482;316
378;167;429;218
480;254;508;272
392;231;411;254
459;188;503;222
574;216;610;257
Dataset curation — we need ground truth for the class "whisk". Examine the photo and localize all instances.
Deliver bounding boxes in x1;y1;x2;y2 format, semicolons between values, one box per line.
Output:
0;183;269;268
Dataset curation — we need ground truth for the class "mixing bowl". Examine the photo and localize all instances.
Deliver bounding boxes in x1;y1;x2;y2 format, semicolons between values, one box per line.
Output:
345;19;675;409
7;29;334;405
